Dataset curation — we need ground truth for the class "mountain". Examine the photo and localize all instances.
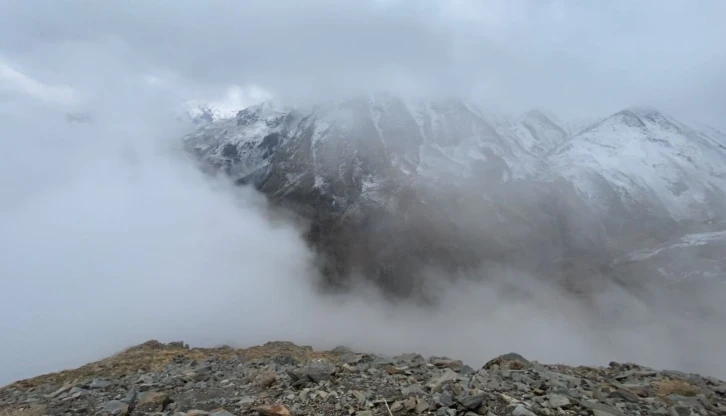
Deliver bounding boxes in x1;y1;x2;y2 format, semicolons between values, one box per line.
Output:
612;226;726;286
511;110;569;157
549;107;726;224
184;93;545;187
182;100;245;126
184;94;575;295
182;94;726;297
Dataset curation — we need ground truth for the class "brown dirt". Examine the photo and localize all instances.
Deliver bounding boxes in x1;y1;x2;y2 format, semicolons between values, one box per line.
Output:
655;379;700;397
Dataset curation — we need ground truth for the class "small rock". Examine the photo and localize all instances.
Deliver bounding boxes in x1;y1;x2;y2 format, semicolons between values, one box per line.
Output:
102;400;130;415
511;404;536;416
415;399;430;413
429;368;459;392
385;365;403;375
257;371;277;388
396;353;427;365
371;356;396;366
431;358;465;372
209;409;235;416
47;384;73;398
483;353;530;371
402;384;427;397
135;391;171;412
611;387;640;403
545;393;571;408
256;404;292;416
438;391;454;407
458;392;486;410
235;395;258;407
90;378;113;389
121;385;138;404
403;397;417;411
581;400;626;416
352;390;366;404
288;361;337;384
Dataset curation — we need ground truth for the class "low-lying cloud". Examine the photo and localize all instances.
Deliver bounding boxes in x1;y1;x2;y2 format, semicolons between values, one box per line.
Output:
2;81;725;386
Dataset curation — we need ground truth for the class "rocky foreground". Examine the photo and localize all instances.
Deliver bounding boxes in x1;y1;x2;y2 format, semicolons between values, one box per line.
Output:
1;341;725;416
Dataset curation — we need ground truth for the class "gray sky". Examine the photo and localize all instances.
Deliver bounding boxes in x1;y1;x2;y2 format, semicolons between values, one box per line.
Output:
1;0;725;125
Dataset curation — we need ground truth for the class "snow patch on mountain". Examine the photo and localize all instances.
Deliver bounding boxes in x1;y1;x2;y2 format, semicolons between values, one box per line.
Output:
181;85;275;126
183;93;726;233
183;100;239;124
185;95;547;194
616;229;726;263
550;107;726;221
512;110;569;157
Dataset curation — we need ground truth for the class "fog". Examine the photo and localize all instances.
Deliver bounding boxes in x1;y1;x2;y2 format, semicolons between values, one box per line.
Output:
2;0;726;386
2;0;725;126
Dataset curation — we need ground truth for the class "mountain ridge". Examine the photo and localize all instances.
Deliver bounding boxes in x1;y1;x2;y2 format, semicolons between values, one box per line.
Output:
182;93;726;297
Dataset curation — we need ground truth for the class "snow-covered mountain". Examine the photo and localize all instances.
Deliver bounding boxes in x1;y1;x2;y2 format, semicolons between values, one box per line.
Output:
182;101;244;126
182;94;726;295
184;93;549;196
511;110;569;157
549;106;726;222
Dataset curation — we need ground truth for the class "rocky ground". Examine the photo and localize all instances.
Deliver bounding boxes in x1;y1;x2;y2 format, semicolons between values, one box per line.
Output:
1;340;725;416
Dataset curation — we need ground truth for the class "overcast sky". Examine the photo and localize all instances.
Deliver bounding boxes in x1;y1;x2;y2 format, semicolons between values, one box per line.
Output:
1;0;724;126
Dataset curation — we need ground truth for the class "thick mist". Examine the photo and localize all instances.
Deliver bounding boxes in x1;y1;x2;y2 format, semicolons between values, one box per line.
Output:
2;0;725;387
2;82;726;386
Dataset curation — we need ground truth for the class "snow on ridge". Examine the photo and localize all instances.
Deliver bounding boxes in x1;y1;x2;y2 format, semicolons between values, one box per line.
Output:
549;106;726;221
183;100;240;123
183;93;726;224
616;229;726;263
512;109;569;157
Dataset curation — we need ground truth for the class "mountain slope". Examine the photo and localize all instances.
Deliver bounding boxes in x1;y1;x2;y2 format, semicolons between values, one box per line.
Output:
185;94;546;189
549;107;726;223
511;110;569;157
183;95;575;295
182;100;245;125
183;95;726;296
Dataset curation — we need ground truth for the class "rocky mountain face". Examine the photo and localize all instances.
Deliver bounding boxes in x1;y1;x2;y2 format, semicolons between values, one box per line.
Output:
183;94;726;298
2;340;725;416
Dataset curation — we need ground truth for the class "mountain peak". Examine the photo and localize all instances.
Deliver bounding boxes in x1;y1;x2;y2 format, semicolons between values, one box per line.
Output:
519;109;562;129
614;105;675;128
183;100;241;125
520;108;550;120
625;105;663;117
238;100;289;116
